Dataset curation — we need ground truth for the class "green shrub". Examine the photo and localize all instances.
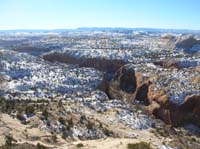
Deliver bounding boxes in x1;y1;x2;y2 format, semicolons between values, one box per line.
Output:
127;142;152;149
42;109;49;120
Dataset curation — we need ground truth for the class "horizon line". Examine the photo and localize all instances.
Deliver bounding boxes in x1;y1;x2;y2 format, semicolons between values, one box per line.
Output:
0;27;200;31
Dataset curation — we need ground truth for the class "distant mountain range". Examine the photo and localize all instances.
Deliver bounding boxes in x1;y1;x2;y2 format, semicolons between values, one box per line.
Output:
0;27;200;34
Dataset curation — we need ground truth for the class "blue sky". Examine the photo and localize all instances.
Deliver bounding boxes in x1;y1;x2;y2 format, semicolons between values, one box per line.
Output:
0;0;199;30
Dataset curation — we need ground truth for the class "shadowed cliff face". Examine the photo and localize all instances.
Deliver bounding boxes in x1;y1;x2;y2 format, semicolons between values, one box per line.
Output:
43;52;126;72
112;64;137;93
103;64;151;105
118;64;137;93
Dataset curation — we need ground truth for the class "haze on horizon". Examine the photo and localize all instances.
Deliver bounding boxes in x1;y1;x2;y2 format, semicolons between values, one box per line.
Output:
0;0;200;30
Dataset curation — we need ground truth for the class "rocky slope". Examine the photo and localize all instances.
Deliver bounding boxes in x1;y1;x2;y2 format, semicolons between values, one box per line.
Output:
0;31;200;149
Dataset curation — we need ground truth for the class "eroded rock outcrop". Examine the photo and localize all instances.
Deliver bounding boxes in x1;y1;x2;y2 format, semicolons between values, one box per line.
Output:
101;64;150;105
102;63;200;127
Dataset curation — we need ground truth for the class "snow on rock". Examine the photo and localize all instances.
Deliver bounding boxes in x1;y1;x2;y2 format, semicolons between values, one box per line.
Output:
59;48;158;63
116;109;154;130
83;92;155;130
0;49;103;100
135;63;200;105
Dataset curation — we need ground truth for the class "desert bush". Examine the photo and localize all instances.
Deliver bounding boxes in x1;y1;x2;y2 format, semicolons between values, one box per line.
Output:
76;143;84;148
25;105;35;116
42;109;49;120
